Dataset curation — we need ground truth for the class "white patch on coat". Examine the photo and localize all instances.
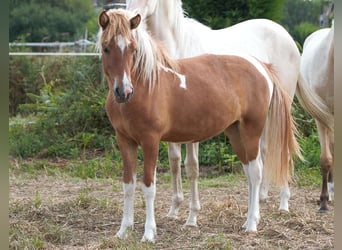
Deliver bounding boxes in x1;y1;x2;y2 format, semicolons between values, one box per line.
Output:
160;65;187;89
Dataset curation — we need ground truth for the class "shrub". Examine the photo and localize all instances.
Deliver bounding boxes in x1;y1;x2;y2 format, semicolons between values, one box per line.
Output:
10;56;114;158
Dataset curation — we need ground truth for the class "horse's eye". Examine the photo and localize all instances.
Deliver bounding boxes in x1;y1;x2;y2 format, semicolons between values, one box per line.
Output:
103;47;110;54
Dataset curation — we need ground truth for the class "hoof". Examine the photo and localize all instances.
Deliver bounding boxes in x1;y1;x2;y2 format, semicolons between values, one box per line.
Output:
184;222;198;227
246;231;258;237
166;213;178;220
318;207;329;214
278;208;289;213
141;228;156;243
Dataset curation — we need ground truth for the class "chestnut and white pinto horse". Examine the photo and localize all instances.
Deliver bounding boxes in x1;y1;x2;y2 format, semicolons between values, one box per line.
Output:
98;9;301;242
126;0;333;226
300;23;334;212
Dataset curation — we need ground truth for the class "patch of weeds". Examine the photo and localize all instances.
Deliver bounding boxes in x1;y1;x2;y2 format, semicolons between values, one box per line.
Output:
42;222;69;245
112;181;122;192
199;173;245;189
97;234;155;250
10;223;42;250
66;156;122;179
10;158;65;179
203;232;232;250
10;218;70;249
158;172;172;186
294;166;321;188
76;188;92;209
33;191;42;209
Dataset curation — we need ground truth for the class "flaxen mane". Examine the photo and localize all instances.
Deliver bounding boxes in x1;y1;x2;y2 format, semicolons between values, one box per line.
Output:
99;9;179;92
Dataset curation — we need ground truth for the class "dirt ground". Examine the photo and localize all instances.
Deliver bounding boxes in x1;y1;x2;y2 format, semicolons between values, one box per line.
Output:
9;169;334;249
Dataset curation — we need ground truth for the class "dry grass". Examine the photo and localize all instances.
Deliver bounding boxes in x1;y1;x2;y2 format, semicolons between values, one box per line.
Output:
9;167;334;249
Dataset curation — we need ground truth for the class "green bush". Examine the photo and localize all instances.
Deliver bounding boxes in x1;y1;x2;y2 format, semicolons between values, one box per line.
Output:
293;22;320;48
10;56;114;158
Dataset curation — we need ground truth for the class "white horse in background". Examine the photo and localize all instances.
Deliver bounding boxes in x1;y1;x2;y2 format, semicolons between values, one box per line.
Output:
300;22;334;212
124;0;333;231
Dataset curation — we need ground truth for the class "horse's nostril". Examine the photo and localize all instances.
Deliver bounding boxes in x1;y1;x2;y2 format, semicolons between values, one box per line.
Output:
127;91;133;99
115;87;120;96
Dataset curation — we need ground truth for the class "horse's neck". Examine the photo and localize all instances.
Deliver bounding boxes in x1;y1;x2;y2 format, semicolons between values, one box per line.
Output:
146;0;213;59
146;0;184;58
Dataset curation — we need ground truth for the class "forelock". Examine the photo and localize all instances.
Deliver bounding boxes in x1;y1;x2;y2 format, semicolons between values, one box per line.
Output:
100;9;132;46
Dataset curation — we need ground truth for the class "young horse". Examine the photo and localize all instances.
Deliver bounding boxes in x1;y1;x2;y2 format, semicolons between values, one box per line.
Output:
98;9;301;242
125;0;333;225
300;23;334;212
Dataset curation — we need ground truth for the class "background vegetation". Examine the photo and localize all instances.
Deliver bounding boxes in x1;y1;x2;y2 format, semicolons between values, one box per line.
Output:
9;0;333;173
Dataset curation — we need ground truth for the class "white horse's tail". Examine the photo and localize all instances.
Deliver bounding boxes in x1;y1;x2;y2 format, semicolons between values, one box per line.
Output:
296;73;334;132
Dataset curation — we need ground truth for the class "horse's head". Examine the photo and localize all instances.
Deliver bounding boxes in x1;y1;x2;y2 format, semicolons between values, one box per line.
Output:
99;10;141;103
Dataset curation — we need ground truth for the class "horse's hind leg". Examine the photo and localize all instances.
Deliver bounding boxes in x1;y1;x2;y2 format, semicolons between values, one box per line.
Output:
316;121;334;212
259;121;291;211
167;142;184;218
184;142;200;226
259;129;270;201
226;123;262;232
242;149;263;232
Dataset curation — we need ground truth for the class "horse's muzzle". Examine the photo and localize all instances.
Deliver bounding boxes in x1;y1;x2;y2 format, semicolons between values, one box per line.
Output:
114;85;134;103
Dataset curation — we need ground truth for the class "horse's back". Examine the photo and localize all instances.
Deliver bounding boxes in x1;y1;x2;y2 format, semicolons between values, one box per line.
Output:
184;18;299;97
301;27;334;108
303;28;331;50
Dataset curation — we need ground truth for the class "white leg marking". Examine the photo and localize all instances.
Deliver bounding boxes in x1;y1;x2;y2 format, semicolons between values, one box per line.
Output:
242;152;262;232
279;184;290;212
184;143;200;226
328;182;334;201
116;175;136;239
141;172;157;243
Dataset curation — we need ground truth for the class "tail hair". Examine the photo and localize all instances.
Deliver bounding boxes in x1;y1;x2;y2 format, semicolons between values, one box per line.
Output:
263;65;304;186
296;73;333;132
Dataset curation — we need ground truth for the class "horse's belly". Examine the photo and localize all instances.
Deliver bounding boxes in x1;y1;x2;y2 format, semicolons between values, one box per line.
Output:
161;114;234;143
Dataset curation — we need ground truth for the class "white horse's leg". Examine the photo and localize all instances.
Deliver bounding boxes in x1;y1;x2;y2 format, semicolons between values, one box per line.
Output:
167;142;184;218
242;152;262;232
116;174;136;239
259;124;290;211
279;183;290;211
141;171;157;242
259;172;269;200
184;142;200;226
259;130;269;200
242;165;252;229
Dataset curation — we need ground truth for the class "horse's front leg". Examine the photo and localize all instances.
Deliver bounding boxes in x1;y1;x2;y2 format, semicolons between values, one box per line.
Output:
141;138;160;243
115;132;138;239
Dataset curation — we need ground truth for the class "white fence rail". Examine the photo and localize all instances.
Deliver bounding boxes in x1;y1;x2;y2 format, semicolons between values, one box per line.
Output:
9;52;100;56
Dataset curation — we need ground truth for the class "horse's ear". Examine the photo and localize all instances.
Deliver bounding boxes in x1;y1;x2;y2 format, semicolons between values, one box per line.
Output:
99;11;110;29
130;14;141;30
